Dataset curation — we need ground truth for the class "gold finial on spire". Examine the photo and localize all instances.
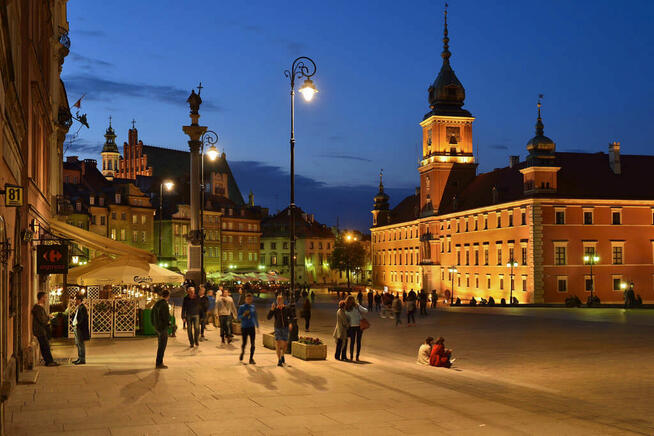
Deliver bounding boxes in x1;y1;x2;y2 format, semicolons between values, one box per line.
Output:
442;2;451;62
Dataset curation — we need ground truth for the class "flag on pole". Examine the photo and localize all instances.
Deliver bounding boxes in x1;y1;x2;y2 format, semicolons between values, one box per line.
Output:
72;94;85;108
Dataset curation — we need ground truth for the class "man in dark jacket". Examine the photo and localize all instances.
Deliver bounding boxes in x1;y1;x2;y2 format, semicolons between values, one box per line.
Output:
182;287;200;347
151;290;171;368
198;285;209;341
32;292;58;366
72;294;90;365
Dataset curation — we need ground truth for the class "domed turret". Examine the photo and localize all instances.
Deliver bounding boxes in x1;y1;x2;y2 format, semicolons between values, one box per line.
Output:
373;171;389;211
426;4;471;118
102;117;119;153
101;116;120;180
526;97;556;165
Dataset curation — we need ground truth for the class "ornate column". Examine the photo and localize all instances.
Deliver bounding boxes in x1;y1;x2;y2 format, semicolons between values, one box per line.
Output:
183;90;207;283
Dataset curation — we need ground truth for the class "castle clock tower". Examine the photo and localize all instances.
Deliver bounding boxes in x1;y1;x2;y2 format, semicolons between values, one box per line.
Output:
418;5;477;215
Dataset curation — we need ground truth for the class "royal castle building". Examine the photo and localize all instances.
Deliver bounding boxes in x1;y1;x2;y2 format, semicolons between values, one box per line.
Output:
370;10;654;304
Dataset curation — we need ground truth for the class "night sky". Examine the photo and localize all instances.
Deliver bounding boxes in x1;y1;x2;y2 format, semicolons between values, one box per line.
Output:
63;0;654;232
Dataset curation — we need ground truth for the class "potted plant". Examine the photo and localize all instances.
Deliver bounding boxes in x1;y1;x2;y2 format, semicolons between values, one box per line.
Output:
262;332;276;350
291;336;327;361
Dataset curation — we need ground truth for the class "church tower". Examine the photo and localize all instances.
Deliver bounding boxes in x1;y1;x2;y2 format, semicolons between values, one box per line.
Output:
371;170;390;226
520;97;560;194
418;5;477;215
101;116;120;180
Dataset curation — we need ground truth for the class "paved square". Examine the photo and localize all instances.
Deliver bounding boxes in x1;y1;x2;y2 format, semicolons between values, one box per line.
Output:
6;297;654;435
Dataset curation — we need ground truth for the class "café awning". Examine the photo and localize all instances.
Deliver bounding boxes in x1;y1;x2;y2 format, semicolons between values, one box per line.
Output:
50;219;156;263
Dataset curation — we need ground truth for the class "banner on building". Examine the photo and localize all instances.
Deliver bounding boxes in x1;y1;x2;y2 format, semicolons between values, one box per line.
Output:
37;245;69;274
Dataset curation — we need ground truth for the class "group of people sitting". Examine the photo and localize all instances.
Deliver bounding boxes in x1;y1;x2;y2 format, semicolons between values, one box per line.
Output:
417;336;454;368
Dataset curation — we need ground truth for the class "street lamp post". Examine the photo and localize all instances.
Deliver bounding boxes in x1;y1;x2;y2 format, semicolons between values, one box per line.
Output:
284;56;318;301
344;233;357;290
448;266;458;305
158;180;174;259
200;130;219;283
507;259;519;305
583;253;600;305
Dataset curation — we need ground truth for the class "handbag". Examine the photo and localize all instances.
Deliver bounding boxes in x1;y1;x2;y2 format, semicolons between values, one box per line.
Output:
358;307;370;330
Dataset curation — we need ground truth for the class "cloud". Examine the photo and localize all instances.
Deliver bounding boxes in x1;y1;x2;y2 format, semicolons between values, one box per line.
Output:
72;29;106;38
229;160;412;232
68;52;113;71
315;153;372;162
488;144;509;150
64;135;100;155
62;74;222;111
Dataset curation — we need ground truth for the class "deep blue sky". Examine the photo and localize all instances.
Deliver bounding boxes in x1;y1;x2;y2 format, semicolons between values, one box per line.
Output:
63;0;654;231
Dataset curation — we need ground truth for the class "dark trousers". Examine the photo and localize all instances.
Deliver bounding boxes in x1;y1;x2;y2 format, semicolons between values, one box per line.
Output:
186;315;200;345
375;302;381;312
200;313;207;336
335;337;348;360
420;303;427;315
219;315;232;339
368;301;373;311
241;326;255;360
348;326;363;359
156;329;168;365
304;314;311;330
394;312;401;325
408;310;416;324
37;334;54;364
74;329;86;362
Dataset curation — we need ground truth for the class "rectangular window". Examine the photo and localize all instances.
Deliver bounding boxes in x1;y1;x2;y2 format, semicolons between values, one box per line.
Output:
509;214;513;227
465;250;470;265
496;247;502;266
612;211;621;225
497;214;501;228
521;275;527;292
141;231;146;242
486;274;491;289
612;276;623;291
283;242;288;249
120;229;126;241
110;228;116;240
509;247;515;263
555;210;565;225
271;242;277;250
466;274;470;288
475;275;479;288
555;246;567;265
521;210;526;225
132;215;137;224
111;212;116;220
557;277;568;292
585;276;594;292
132;231;138;242
584;211;593;225
612;246;623;265
484;247;489;265
100;216;106;225
456;250;461;265
141;215;147;225
121;212;127;221
499;275;504;290
474;250;479;265
521;246;527;265
484;216;488;230
283;255;288;265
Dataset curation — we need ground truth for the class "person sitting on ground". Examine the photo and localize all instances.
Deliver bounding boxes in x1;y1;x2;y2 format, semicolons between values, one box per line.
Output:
417;336;434;365
429;336;453;368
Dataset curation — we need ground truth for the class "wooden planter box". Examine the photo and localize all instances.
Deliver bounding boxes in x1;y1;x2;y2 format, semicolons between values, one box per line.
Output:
262;333;276;350
291;342;327;361
231;320;242;335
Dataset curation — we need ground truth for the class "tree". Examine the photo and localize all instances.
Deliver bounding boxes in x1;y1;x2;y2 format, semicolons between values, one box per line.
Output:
328;237;366;290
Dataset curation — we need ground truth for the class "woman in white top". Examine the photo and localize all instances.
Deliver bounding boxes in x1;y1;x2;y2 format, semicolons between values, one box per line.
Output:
344;295;368;361
417;336;434;365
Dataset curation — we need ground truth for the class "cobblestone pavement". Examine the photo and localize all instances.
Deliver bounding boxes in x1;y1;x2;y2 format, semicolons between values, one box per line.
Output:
6;296;654;435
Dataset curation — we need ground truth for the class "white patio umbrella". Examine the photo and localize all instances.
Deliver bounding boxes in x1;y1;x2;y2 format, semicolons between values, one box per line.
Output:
73;256;184;286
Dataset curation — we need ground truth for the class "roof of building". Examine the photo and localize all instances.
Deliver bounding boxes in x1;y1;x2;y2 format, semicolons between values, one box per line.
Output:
262;206;333;239
387;193;420;225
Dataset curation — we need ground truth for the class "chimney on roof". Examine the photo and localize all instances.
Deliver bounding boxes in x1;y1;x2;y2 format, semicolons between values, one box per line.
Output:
609;141;621;175
66;156;79;163
491;186;498;203
509;155;519;168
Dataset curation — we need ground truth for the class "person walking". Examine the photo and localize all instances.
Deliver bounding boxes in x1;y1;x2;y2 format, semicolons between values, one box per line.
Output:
72;294;89;365
374;291;382;313
207;289;217;327
300;297;312;332
392;294;402;326
237;287;246;307
151;290;171;368
430;290;438;309
182;287;200;347
419;289;428;316
357;290;363;306
198;286;209;341
267;294;293;367
217;289;237;344
333;300;350;360
310;290;315;303
344;295;368;361
407;290;417;326
32;292;58;367
237;293;259;364
367;289;373;311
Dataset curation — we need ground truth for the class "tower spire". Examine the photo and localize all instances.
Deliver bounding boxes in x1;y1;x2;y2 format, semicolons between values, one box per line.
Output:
442;2;451;63
109;115;112;128
379;169;384;191
536;94;544;136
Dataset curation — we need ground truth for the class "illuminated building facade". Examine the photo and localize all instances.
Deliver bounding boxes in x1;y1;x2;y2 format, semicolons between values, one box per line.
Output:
371;9;654;304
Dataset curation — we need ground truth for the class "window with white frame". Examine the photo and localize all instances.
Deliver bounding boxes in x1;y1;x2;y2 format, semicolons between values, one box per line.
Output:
611;241;624;265
583;208;593;225
554;241;568;265
612;275;623;292
557;276;568;292
555;208;565;225
611;208;622;225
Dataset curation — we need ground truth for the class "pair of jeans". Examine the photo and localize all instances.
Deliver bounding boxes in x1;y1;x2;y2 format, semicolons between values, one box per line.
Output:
394;312;401;325
304;314;311;331
156;329;168;365
200;313;207;336
420;303;427;315
408;310;416;324
375;302;381;312
219;315;232;339
74;329;86;362
186;315;200;346
37;334;54;364
335;338;348;360
347;326;362;359
241;326;255;360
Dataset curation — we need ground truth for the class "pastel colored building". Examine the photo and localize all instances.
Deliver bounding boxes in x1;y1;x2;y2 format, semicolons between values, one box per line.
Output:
370;10;654;304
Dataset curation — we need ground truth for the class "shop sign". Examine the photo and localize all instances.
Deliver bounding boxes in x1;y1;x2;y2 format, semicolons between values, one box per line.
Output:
37;245;68;274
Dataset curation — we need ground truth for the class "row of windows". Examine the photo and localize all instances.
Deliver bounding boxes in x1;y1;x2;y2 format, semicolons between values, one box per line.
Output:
219;251;258;261
553;244;624;266
384;271;422;285
376;247;420;266
372;226;419;243
555;208;625;225
442;272;528;293
222;221;258;231
556;275;626;293
455;245;528;267
222;235;258;245
442;209;527;233
263;241;331;250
